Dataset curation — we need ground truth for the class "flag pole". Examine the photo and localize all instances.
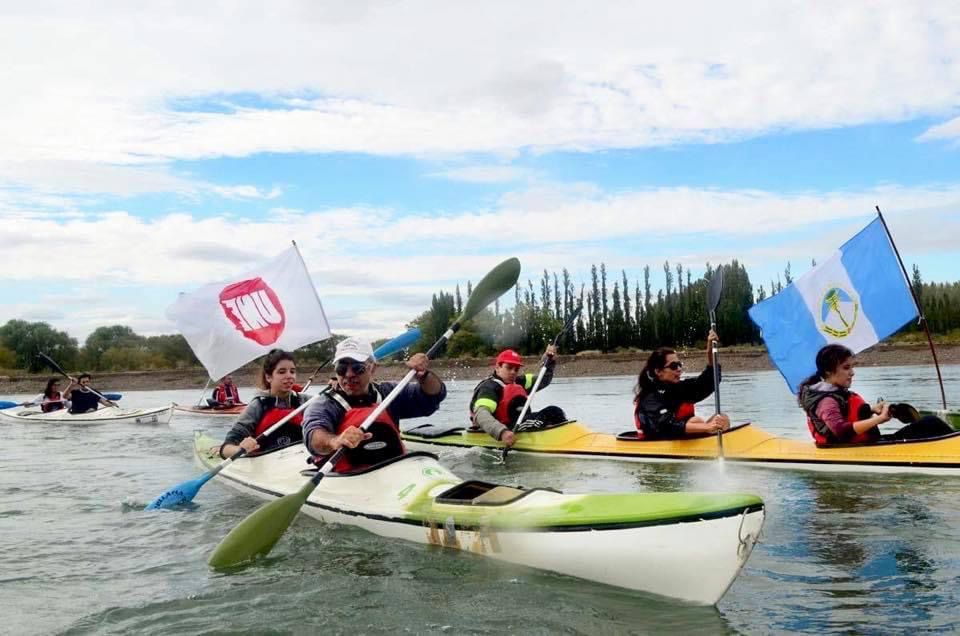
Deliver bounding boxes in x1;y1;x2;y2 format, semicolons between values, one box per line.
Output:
875;206;947;409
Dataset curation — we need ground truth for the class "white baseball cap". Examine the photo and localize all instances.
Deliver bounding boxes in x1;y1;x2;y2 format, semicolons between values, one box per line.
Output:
333;337;375;363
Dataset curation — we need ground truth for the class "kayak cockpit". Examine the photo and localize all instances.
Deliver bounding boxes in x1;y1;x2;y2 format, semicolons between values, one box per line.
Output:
434;480;533;506
615;422;754;441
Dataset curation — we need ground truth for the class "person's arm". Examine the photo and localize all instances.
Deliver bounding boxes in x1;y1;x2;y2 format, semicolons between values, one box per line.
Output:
850;401;891;436
474;407;510;442
62;380;79;400
679;364;720;404
21;393;44;407
385;380;448;421
219;400;263;458
302;395;371;456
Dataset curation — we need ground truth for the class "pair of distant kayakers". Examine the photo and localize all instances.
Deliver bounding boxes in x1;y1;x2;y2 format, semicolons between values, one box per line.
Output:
219;338;445;472
24;374;114;413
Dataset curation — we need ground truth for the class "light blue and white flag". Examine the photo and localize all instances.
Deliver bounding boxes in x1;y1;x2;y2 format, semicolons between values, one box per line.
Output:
748;217;917;392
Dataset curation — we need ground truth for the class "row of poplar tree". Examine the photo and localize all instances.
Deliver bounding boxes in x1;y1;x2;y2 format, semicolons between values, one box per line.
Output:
409;260;960;357
3;261;959;372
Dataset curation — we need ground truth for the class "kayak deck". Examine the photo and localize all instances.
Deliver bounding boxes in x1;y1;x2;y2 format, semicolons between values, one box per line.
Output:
193;433;764;604
402;420;960;474
174;403;246;416
0;403;174;425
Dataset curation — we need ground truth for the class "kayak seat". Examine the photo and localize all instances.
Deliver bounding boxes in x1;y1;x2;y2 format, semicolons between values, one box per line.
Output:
435;480;530;506
404;423;466;438
616;422;753;442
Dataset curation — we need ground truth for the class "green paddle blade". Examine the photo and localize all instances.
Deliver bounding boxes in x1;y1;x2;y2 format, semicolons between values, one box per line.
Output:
208;478;317;569
461;257;521;322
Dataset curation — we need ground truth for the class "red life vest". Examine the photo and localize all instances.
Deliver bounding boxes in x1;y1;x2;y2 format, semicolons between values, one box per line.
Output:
633;400;696;438
214;383;241;404
41;391;64;413
805;390;878;445
250;394;304;450
328;389;405;473
495;382;529;425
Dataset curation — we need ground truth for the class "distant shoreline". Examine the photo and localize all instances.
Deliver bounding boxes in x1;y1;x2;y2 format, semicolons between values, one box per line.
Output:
1;343;956;395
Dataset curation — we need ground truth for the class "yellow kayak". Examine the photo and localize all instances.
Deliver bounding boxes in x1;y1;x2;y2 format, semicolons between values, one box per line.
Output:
402;420;960;475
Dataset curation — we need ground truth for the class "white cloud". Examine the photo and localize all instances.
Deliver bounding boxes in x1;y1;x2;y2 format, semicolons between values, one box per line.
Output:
2;181;959;340
919;116;960;143
0;1;958;171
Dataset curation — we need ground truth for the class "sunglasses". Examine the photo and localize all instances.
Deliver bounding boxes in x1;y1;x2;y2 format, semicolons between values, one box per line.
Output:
664;361;683;371
335;360;368;376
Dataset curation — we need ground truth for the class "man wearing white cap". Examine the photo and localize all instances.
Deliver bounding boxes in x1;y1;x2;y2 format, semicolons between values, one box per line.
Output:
302;336;446;472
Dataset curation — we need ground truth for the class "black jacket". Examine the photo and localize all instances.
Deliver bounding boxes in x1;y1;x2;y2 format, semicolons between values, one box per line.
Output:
634;365;718;439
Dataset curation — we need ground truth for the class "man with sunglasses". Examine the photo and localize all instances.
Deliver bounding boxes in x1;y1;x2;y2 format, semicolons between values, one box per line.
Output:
632;329;730;439
301;336;446;472
468;344;565;447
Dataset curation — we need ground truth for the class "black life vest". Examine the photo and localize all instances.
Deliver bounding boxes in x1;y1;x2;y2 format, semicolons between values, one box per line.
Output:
69;389;100;414
633;400;696;438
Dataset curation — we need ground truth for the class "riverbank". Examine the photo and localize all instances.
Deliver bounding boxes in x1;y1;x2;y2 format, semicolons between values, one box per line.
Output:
1;343;956;394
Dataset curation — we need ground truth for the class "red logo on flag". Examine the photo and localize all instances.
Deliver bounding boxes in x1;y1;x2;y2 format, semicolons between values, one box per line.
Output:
219;278;286;345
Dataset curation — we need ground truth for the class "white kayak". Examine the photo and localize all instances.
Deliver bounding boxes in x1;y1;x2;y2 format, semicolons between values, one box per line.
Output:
195;433;765;605
0;404;174;426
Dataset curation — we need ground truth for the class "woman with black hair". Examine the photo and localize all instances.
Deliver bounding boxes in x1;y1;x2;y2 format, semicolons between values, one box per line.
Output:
219;349;306;458
21;377;66;412
798;343;951;445
633;330;729;439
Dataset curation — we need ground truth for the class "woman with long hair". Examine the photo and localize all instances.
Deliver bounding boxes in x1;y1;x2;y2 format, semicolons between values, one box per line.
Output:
798;343;952;444
219;349;306;458
633;330;729;439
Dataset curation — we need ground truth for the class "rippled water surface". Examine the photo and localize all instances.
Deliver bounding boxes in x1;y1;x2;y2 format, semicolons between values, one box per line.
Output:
3;365;960;635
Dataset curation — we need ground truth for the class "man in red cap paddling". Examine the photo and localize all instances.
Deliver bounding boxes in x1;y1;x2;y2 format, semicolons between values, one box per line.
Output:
468;344;565;447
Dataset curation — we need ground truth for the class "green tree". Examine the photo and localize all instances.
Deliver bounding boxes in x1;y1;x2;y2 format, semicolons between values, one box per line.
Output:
0;320;79;372
85;325;144;370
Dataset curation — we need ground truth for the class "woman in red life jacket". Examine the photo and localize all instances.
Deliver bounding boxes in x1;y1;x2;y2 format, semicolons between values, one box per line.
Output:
798;344;952;445
302;336;446;473
22;377;66;412
219;349;306;458
633;330;730;439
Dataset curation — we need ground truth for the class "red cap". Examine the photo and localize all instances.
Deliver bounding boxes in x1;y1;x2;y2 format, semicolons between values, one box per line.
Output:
495;349;523;366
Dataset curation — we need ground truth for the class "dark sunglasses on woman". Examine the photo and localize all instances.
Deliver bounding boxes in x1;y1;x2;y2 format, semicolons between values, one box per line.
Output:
665;361;683;371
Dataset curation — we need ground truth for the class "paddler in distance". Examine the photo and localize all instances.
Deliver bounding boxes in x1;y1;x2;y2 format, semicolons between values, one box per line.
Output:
302;337;446;473
62;373;117;413
469;345;567;447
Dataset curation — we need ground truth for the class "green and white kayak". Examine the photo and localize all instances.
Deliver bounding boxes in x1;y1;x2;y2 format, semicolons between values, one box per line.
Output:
194;432;764;605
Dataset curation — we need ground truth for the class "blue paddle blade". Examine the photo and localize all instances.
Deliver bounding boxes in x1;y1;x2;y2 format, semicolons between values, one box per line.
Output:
145;472;213;510
0;400;18;409
373;327;421;360
104;393;122;401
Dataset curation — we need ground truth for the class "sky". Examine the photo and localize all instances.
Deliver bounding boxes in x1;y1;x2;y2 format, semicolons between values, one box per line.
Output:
1;1;960;344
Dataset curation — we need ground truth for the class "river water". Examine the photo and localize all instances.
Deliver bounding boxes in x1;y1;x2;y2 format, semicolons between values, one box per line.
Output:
3;364;960;635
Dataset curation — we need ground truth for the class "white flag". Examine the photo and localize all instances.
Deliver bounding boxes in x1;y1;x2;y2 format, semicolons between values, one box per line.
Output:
167;243;331;379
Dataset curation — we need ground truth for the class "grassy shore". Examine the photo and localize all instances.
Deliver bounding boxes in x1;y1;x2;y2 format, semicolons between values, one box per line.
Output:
1;342;957;394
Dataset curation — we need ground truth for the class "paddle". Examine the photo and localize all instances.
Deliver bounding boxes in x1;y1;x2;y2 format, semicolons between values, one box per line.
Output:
502;304;582;461
37;352;118;408
706;268;724;462
145;328;425;510
207;257;521;568
0;400;18;409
